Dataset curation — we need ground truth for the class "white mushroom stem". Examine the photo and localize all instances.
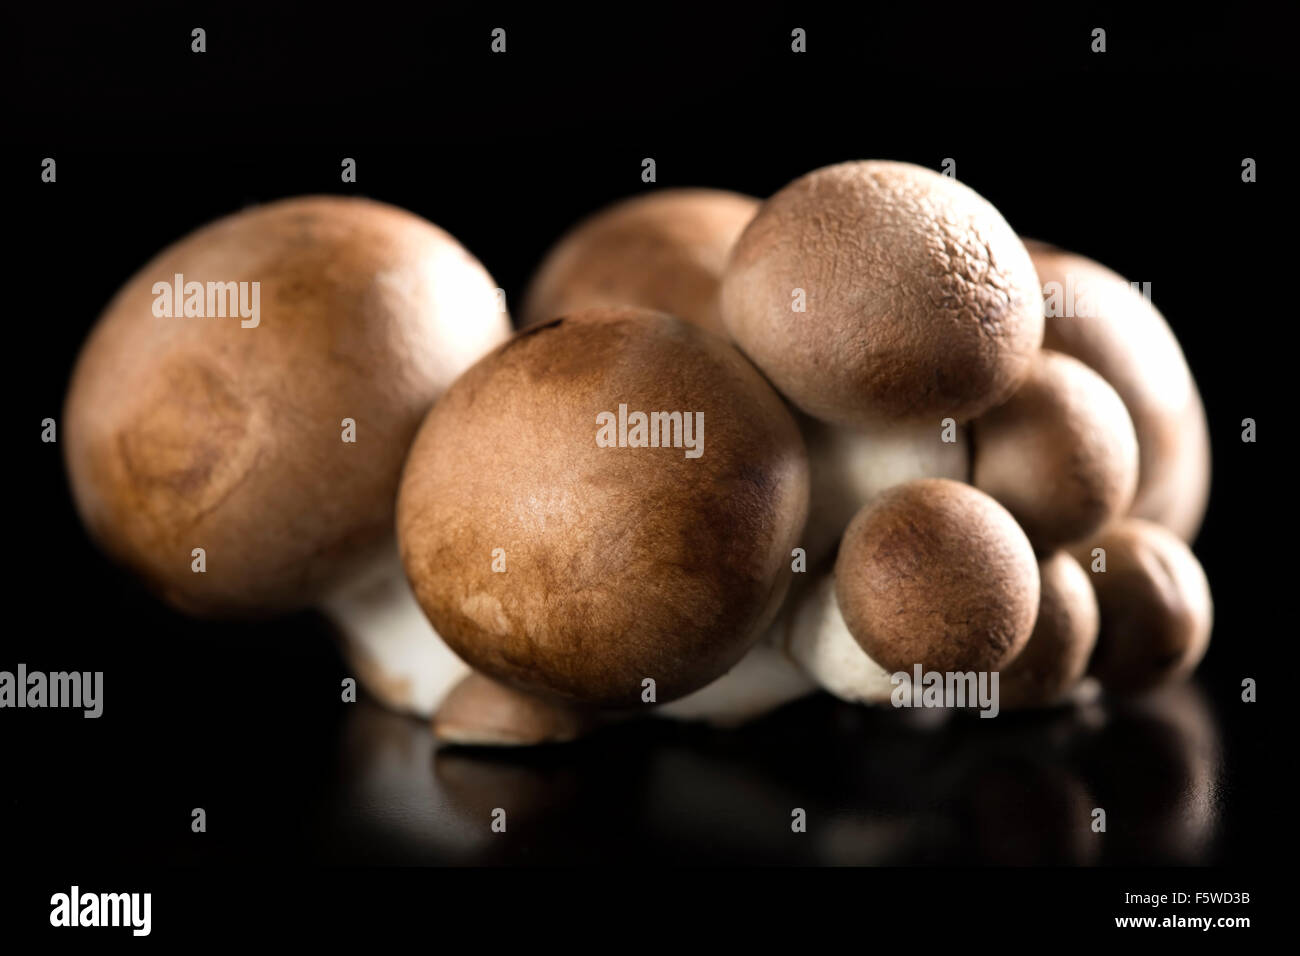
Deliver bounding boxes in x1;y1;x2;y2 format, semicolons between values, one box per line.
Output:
320;542;469;718
655;623;816;727
782;575;896;705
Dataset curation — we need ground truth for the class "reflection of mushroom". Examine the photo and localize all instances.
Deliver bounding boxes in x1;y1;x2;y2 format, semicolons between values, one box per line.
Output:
521;189;758;337
972;351;1138;552
999;553;1099;710
63;196;511;715
397;307;809;706
1027;242;1210;541
722;161;1043;427
836;479;1040;674
1073;519;1212;693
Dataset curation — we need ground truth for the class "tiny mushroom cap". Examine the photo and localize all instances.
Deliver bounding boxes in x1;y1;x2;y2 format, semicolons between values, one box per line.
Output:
434;673;607;747
521;188;759;338
1027;241;1211;541
999;553;1100;710
63;196;511;718
397;307;810;707
1073;519;1213;694
799;412;971;568
721;160;1044;427
835;478;1040;675
973;350;1139;552
64;195;510;616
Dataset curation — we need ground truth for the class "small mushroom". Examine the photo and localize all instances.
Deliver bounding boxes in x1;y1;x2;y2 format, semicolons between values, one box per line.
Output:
799;412;971;568
721;160;1043;427
1073;519;1213;694
63;196;511;716
396;307;810;707
782;573;896;705
835;479;1040;674
999;553;1100;710
521;188;759;338
972;350;1139;552
433;673;607;746
1027;241;1210;541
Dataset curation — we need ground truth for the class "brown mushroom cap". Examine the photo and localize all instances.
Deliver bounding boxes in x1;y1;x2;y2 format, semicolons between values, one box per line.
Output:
397;307;810;707
434;673;606;746
973;350;1139;552
63;196;510;616
721;160;1044;426
1027;242;1210;541
1073;519;1213;694
834;478;1039;674
999;553;1099;709
520;188;758;338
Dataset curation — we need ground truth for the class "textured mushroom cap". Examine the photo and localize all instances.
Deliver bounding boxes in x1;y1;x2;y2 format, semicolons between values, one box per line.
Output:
721;161;1044;426
1027;242;1210;541
1074;519;1212;694
521;188;758;338
999;553;1099;709
800;412;970;568
64;196;510;616
397;307;810;707
973;350;1139;552
835;478;1039;674
434;673;603;746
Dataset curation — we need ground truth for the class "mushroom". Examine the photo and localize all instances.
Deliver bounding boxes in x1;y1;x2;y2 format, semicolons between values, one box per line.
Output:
972;350;1139;552
835;479;1040;674
782;573;896;705
63;195;511;715
799;412;971;568
1027;241;1210;541
721;160;1043;427
520;188;759;338
396;307;810;707
998;553;1100;710
433;673;607;746
1072;519;1213;694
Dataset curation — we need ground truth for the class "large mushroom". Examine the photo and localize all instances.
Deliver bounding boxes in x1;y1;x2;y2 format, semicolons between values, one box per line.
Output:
396;307;810;707
63;195;511;715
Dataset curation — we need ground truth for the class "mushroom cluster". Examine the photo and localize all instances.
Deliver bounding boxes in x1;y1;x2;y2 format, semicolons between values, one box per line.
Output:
64;162;1213;747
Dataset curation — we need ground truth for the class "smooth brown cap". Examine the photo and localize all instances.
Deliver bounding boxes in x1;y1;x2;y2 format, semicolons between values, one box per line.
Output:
63;196;510;615
1026;241;1210;541
973;350;1139;552
521;188;758;338
999;553;1099;709
1073;519;1213;693
835;478;1040;674
722;161;1044;426
434;673;606;746
397;307;810;707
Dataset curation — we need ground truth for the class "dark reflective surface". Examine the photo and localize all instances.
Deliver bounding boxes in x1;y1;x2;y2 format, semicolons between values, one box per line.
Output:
313;680;1233;865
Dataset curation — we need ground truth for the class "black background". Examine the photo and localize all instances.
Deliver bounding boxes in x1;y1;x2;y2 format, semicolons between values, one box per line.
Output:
1;3;1282;939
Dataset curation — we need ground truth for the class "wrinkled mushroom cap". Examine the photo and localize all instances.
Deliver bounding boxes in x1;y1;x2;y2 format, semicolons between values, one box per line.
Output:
521;188;758;337
835;478;1040;674
63;196;510;615
397;307;810;707
722;161;1044;426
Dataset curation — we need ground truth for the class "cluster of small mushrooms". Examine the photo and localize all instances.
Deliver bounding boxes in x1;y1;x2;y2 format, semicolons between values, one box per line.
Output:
64;161;1212;746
